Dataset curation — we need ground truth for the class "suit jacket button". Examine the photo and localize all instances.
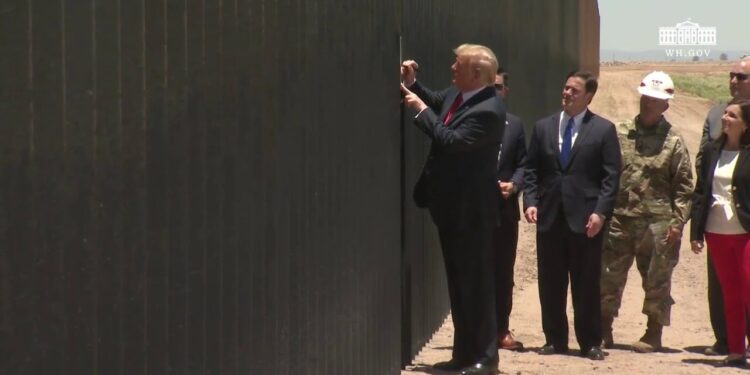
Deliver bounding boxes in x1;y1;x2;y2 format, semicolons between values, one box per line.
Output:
736;203;741;207
425;170;431;176
732;186;737;191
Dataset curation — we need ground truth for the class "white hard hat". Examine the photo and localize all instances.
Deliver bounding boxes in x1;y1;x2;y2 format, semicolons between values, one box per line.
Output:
638;71;675;100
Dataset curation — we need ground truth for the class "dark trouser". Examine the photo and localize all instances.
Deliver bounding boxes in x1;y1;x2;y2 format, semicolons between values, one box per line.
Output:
437;223;498;365
537;212;603;351
708;248;750;348
493;217;519;334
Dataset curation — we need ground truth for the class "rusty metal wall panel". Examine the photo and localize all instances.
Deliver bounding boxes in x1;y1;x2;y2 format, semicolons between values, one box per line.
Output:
504;0;601;135
246;0;403;373
0;0;403;373
0;0;33;372
0;0;598;373
579;0;601;75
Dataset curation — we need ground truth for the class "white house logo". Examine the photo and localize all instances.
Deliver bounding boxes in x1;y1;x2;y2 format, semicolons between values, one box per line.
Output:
658;19;717;58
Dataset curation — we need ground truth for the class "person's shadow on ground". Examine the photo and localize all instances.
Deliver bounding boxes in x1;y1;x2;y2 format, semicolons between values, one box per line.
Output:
656;346;682;354
682;357;749;370
403;365;451;374
600;343;682;354
683;345;712;355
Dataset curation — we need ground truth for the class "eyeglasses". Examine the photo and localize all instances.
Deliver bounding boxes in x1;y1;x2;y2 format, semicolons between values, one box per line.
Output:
494;84;506;90
730;72;750;81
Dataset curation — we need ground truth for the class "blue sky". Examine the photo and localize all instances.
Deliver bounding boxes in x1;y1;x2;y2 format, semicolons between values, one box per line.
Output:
599;0;746;51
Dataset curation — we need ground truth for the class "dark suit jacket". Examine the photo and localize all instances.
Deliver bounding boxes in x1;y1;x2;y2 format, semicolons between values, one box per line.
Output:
496;113;527;223
523;110;621;233
410;81;505;229
691;141;750;241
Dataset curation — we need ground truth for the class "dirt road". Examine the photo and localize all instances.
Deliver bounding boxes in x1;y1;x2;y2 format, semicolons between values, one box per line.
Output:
402;63;748;374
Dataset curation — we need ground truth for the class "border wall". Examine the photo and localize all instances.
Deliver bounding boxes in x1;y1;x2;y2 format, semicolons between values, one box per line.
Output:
0;1;598;373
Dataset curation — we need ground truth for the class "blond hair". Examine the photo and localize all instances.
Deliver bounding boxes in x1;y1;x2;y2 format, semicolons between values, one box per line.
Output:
453;44;499;85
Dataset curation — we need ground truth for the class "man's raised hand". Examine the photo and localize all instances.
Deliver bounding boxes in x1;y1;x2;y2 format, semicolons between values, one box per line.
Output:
401;60;419;86
400;83;427;112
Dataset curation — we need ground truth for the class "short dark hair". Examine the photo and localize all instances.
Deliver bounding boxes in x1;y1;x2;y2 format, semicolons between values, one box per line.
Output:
566;70;598;96
496;67;509;85
728;98;750;146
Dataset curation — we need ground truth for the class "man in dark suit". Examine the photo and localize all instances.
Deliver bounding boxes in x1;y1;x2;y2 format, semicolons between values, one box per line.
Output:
400;43;505;375
523;71;621;361
492;69;527;351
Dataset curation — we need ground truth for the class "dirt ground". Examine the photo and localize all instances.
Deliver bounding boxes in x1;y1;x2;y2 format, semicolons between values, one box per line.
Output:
402;62;750;374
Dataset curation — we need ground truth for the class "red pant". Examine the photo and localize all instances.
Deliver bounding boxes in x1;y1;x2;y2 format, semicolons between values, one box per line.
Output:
705;232;750;355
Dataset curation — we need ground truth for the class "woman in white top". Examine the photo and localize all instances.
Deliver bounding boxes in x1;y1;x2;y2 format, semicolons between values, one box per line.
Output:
691;99;750;366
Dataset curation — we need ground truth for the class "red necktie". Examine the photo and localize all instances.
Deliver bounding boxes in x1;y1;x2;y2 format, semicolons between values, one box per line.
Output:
443;94;464;125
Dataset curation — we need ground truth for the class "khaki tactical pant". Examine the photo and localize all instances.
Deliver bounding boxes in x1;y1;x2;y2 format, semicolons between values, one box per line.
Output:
600;215;679;326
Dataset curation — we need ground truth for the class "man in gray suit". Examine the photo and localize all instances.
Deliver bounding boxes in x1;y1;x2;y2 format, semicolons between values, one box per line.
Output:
698;56;750;356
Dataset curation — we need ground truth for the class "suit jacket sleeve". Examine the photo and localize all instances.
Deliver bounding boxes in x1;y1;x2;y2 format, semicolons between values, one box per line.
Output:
695;112;711;173
691;143;712;242
409;81;448;113
414;108;502;154
522;121;540;209
594;122;622;218
510;119;527;190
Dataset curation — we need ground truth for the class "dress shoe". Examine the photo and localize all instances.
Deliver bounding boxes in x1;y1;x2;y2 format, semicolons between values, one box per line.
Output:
498;331;524;351
704;341;728;356
582;346;605;361
538;344;568;355
720;354;747;367
458;359;499;375
433;359;464;371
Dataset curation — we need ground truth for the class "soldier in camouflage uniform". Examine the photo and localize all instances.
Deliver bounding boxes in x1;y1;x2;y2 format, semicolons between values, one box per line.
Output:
600;71;694;353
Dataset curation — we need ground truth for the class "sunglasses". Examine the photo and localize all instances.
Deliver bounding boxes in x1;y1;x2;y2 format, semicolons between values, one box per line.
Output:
494;84;506;90
730;72;750;81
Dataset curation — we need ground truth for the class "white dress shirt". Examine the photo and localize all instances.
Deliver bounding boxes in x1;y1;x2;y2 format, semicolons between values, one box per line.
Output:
458;87;484;104
558;110;587;151
706;150;746;234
